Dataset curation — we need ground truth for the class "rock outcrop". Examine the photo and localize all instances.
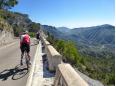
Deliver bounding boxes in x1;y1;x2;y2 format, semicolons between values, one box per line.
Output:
0;17;14;46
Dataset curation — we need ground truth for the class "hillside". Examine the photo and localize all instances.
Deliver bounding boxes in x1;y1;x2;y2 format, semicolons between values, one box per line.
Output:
0;9;40;36
57;27;70;33
71;24;114;45
0;17;13;31
69;24;115;58
0;17;14;46
43;24;115;85
42;24;115;58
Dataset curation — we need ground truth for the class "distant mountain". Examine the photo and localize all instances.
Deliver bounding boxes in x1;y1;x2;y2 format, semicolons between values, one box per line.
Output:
57;27;70;33
70;24;115;45
42;25;63;38
42;24;115;58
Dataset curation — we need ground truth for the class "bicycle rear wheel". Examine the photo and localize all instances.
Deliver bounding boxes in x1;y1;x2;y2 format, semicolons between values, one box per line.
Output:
12;64;28;80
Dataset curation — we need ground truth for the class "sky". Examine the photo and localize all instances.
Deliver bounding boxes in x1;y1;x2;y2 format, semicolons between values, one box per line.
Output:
11;0;115;28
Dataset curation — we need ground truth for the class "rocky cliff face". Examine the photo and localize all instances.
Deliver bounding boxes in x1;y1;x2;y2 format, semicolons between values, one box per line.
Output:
0;17;14;46
0;10;40;36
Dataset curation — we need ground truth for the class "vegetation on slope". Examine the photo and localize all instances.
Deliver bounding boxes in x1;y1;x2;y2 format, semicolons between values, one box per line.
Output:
0;17;13;31
0;9;40;36
0;0;40;36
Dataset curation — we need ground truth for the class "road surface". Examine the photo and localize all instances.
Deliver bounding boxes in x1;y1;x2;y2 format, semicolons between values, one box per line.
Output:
0;39;37;86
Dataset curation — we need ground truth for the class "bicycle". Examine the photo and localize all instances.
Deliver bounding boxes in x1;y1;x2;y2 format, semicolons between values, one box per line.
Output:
11;46;30;80
12;64;28;80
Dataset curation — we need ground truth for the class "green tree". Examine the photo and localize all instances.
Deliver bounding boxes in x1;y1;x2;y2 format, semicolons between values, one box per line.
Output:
28;23;40;32
29;32;36;37
0;0;18;9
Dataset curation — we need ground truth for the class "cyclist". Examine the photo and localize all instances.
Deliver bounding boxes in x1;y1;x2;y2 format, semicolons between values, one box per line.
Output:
20;31;31;65
36;31;40;43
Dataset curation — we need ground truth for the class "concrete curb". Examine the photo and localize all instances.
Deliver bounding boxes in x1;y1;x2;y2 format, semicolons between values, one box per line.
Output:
26;44;39;86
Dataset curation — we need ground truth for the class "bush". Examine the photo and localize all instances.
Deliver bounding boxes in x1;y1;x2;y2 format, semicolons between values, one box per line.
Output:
29;32;35;37
47;34;81;64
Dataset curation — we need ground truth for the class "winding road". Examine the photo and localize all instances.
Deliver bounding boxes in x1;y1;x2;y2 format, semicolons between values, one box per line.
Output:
0;39;37;86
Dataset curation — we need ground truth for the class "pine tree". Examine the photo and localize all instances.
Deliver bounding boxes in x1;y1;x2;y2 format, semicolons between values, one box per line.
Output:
0;0;18;9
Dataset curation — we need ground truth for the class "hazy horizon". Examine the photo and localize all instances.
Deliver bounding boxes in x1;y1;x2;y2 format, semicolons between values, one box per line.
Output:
43;24;114;29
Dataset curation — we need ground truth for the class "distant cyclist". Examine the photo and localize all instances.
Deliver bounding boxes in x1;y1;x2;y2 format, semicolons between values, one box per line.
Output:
20;31;31;65
36;31;40;43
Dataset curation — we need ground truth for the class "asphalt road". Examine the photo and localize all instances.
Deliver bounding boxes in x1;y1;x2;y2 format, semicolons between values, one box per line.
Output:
0;39;37;86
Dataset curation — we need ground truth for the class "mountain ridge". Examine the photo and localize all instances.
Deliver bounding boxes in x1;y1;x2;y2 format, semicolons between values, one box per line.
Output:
42;24;115;58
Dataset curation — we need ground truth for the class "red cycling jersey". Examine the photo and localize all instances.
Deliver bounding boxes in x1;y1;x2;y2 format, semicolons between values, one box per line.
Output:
20;34;30;47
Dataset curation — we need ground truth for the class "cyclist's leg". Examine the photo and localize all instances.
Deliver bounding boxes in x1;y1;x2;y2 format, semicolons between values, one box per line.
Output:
21;54;24;65
26;44;31;65
21;52;24;60
20;45;24;65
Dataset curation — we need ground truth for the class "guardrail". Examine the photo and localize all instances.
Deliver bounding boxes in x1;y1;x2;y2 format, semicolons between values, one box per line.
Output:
41;35;89;86
54;63;89;86
41;36;62;72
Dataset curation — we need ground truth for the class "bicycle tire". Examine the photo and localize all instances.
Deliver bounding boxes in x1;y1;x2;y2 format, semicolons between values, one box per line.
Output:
12;64;28;80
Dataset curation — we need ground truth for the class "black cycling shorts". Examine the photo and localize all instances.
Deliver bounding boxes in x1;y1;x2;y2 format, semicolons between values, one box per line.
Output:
20;43;30;53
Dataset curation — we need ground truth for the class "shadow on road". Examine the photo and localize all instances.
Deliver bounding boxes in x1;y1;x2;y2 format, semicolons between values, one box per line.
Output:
0;64;28;81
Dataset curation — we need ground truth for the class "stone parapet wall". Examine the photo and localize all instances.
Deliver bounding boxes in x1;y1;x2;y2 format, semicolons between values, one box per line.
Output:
54;63;89;86
40;32;88;86
41;36;62;72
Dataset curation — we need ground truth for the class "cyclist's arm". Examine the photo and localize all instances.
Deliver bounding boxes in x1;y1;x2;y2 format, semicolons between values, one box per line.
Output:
29;36;31;45
20;35;24;47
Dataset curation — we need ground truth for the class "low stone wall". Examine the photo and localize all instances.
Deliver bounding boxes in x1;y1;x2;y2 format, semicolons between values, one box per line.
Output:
54;63;89;86
40;33;88;86
41;36;62;72
47;45;62;71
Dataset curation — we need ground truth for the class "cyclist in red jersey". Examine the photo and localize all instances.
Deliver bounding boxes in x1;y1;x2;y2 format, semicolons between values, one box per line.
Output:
20;31;31;65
